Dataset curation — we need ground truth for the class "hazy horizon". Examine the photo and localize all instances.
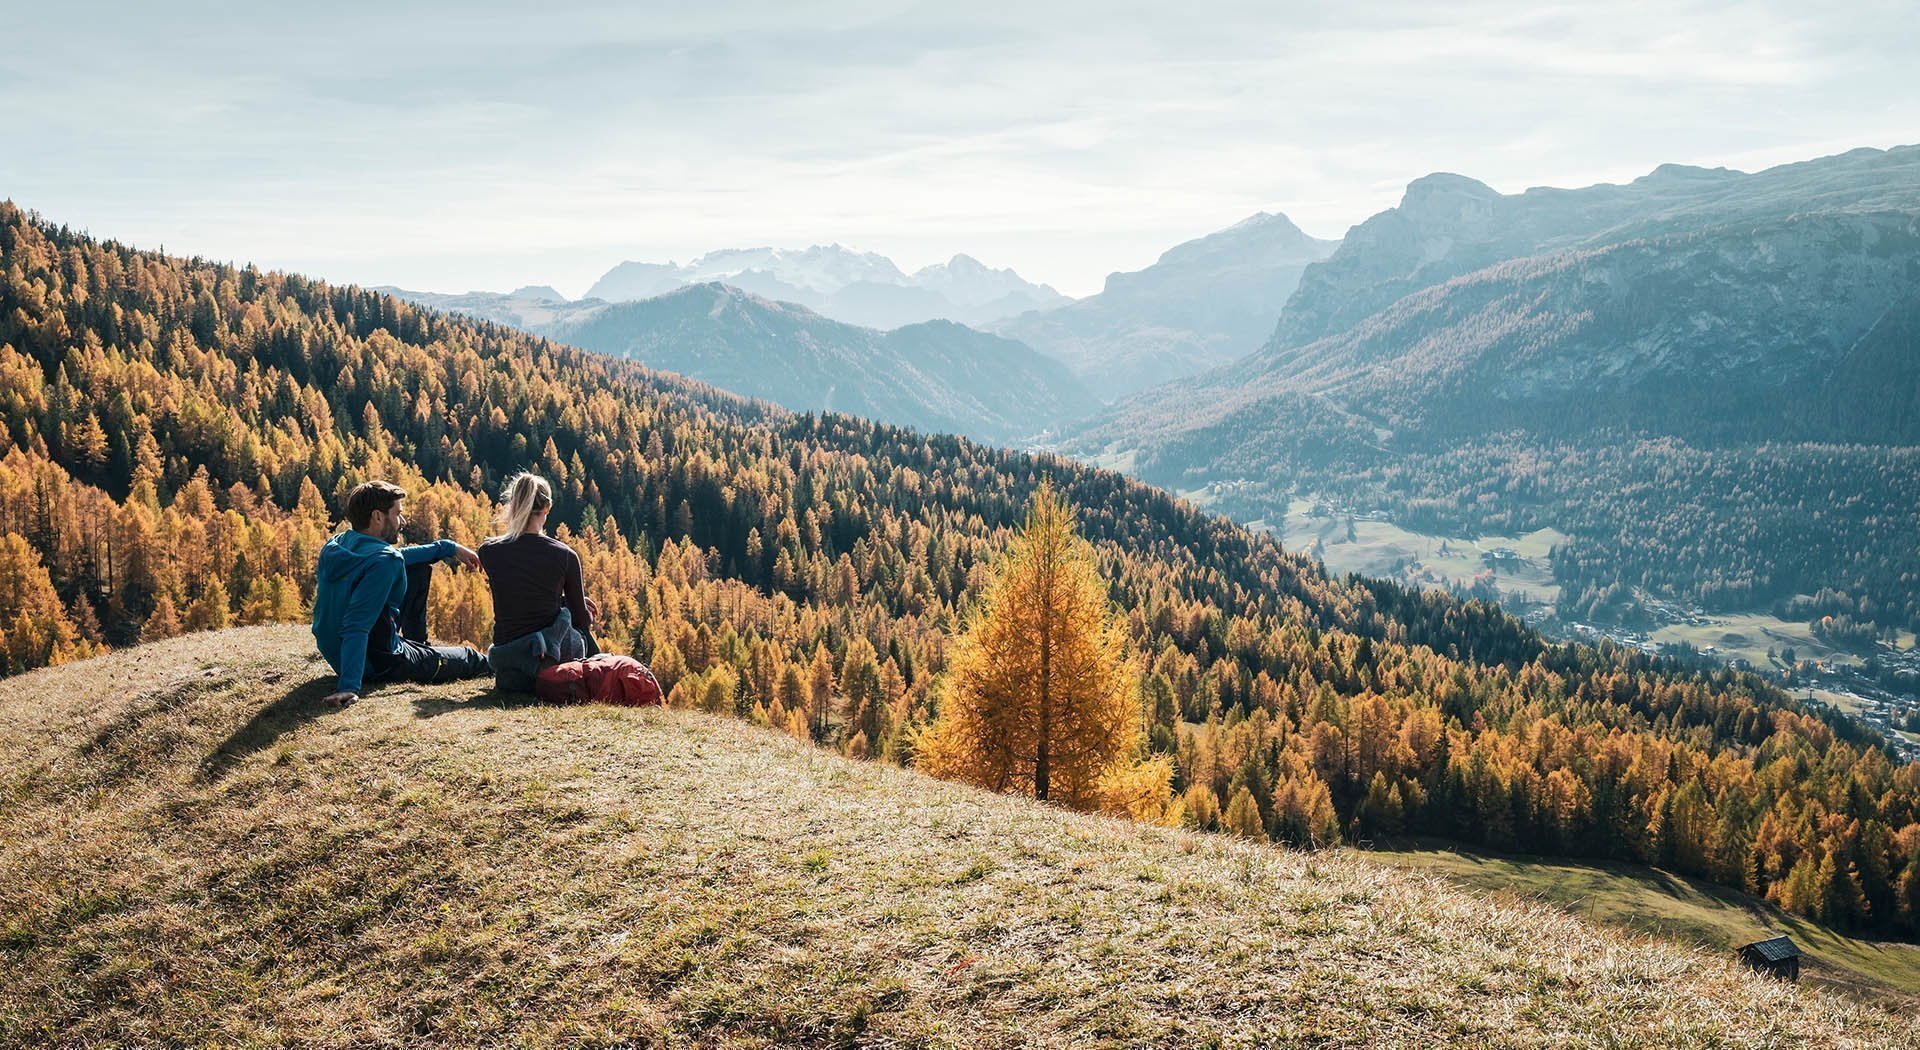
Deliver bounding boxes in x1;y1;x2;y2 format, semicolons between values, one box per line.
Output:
6;1;1917;298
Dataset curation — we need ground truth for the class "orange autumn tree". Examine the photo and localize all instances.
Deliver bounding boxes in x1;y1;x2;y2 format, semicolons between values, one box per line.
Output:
0;531;96;674
918;480;1173;821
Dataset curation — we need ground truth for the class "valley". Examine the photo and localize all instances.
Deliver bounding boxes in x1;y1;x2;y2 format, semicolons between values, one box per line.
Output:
1162;481;1920;758
1059;145;1920;773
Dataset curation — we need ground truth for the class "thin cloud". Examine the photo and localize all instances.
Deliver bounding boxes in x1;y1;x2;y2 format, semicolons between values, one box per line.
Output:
2;1;1913;297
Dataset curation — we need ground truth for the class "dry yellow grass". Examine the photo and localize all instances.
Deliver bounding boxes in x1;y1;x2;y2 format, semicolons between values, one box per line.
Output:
1;626;1913;1048
1367;844;1920;1010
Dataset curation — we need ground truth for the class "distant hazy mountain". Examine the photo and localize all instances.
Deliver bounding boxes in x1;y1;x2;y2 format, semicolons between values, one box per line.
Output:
1088;210;1920;458
375;286;609;331
996;213;1338;400
547;283;1096;444
584;245;1068;330
382;282;1095;444
911;254;1067;315
1271;146;1920;352
1086;146;1920;456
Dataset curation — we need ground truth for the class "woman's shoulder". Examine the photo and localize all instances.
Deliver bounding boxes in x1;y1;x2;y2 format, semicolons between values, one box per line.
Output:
478;534;534;560
538;533;581;558
479;532;576;558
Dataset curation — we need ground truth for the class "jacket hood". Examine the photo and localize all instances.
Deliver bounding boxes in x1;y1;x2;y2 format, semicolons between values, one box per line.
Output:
318;530;395;583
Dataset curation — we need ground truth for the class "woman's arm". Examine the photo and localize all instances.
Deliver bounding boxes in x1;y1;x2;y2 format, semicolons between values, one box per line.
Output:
564;547;593;630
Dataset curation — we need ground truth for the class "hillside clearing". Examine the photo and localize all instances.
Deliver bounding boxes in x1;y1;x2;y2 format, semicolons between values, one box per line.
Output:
1649;614;1879;671
1367;843;1920;1010
1267;498;1563;607
0;627;1911;1048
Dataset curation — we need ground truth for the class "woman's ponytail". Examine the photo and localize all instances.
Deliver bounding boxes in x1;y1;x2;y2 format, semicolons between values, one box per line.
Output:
493;472;553;540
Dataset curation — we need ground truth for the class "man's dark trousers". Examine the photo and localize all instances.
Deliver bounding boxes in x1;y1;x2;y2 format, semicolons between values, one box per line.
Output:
367;562;489;685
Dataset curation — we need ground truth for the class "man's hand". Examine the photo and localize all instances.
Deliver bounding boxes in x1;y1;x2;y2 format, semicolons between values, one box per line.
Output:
451;542;480;570
323;690;360;707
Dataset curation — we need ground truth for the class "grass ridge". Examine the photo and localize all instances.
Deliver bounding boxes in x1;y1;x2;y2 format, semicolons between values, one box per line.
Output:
0;626;1912;1048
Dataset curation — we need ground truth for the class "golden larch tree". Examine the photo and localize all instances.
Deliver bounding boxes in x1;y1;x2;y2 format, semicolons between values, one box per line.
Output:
0;532;95;673
918;480;1169;817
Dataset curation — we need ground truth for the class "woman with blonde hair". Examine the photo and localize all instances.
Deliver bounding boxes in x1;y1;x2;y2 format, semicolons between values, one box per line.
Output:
478;471;600;690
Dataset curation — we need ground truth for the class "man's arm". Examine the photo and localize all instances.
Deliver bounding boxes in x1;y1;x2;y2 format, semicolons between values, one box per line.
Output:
331;554;404;697
399;539;455;566
400;539;480;570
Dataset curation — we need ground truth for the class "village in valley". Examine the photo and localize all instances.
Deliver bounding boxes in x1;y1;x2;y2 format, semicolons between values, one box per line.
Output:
1188;483;1920;763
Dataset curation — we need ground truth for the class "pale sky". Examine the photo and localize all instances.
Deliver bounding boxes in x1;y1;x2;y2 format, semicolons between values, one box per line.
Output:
5;1;1915;297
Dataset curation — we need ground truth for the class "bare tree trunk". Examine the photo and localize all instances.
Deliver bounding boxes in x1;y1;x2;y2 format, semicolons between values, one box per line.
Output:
1036;520;1053;802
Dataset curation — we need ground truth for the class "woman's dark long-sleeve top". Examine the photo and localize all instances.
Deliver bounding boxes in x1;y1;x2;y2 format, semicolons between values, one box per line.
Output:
477;532;592;645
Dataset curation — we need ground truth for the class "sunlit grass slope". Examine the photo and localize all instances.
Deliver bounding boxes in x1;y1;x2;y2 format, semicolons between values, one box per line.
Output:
1369;843;1920;1010
1;627;1912;1048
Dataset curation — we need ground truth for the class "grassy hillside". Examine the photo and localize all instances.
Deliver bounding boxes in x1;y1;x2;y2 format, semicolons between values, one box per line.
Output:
1368;843;1920;1009
2;630;1912;1048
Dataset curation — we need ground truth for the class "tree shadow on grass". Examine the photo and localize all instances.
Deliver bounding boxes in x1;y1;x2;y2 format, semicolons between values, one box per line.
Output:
1641;866;1694;899
199;677;343;781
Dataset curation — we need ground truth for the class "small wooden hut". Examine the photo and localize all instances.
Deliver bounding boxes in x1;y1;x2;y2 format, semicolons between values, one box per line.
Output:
1735;936;1801;982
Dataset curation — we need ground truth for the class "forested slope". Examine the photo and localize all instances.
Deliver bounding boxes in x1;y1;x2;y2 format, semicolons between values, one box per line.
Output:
2;202;1917;933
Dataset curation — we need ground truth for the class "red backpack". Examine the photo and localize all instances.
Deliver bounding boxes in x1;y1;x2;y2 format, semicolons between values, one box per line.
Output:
534;654;664;707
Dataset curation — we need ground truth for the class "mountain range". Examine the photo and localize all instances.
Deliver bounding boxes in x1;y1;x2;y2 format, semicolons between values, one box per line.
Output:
547;283;1098;444
995;212;1338;399
383;143;1920;641
1069;143;1920;631
1087;145;1920;446
585;245;1070;330
384;282;1097;445
390;212;1349;413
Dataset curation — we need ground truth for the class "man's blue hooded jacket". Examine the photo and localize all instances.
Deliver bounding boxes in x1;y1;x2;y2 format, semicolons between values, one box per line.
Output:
311;531;456;692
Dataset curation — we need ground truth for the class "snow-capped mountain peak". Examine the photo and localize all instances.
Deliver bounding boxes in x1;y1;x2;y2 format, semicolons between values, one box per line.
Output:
584;243;1066;329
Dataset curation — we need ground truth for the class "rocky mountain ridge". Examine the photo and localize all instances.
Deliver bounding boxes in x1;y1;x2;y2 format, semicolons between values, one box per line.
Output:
996;212;1338;400
1271;144;1920;351
1078;144;1920;460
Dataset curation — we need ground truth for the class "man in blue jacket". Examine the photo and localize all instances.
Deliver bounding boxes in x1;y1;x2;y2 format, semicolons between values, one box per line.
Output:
313;481;489;705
